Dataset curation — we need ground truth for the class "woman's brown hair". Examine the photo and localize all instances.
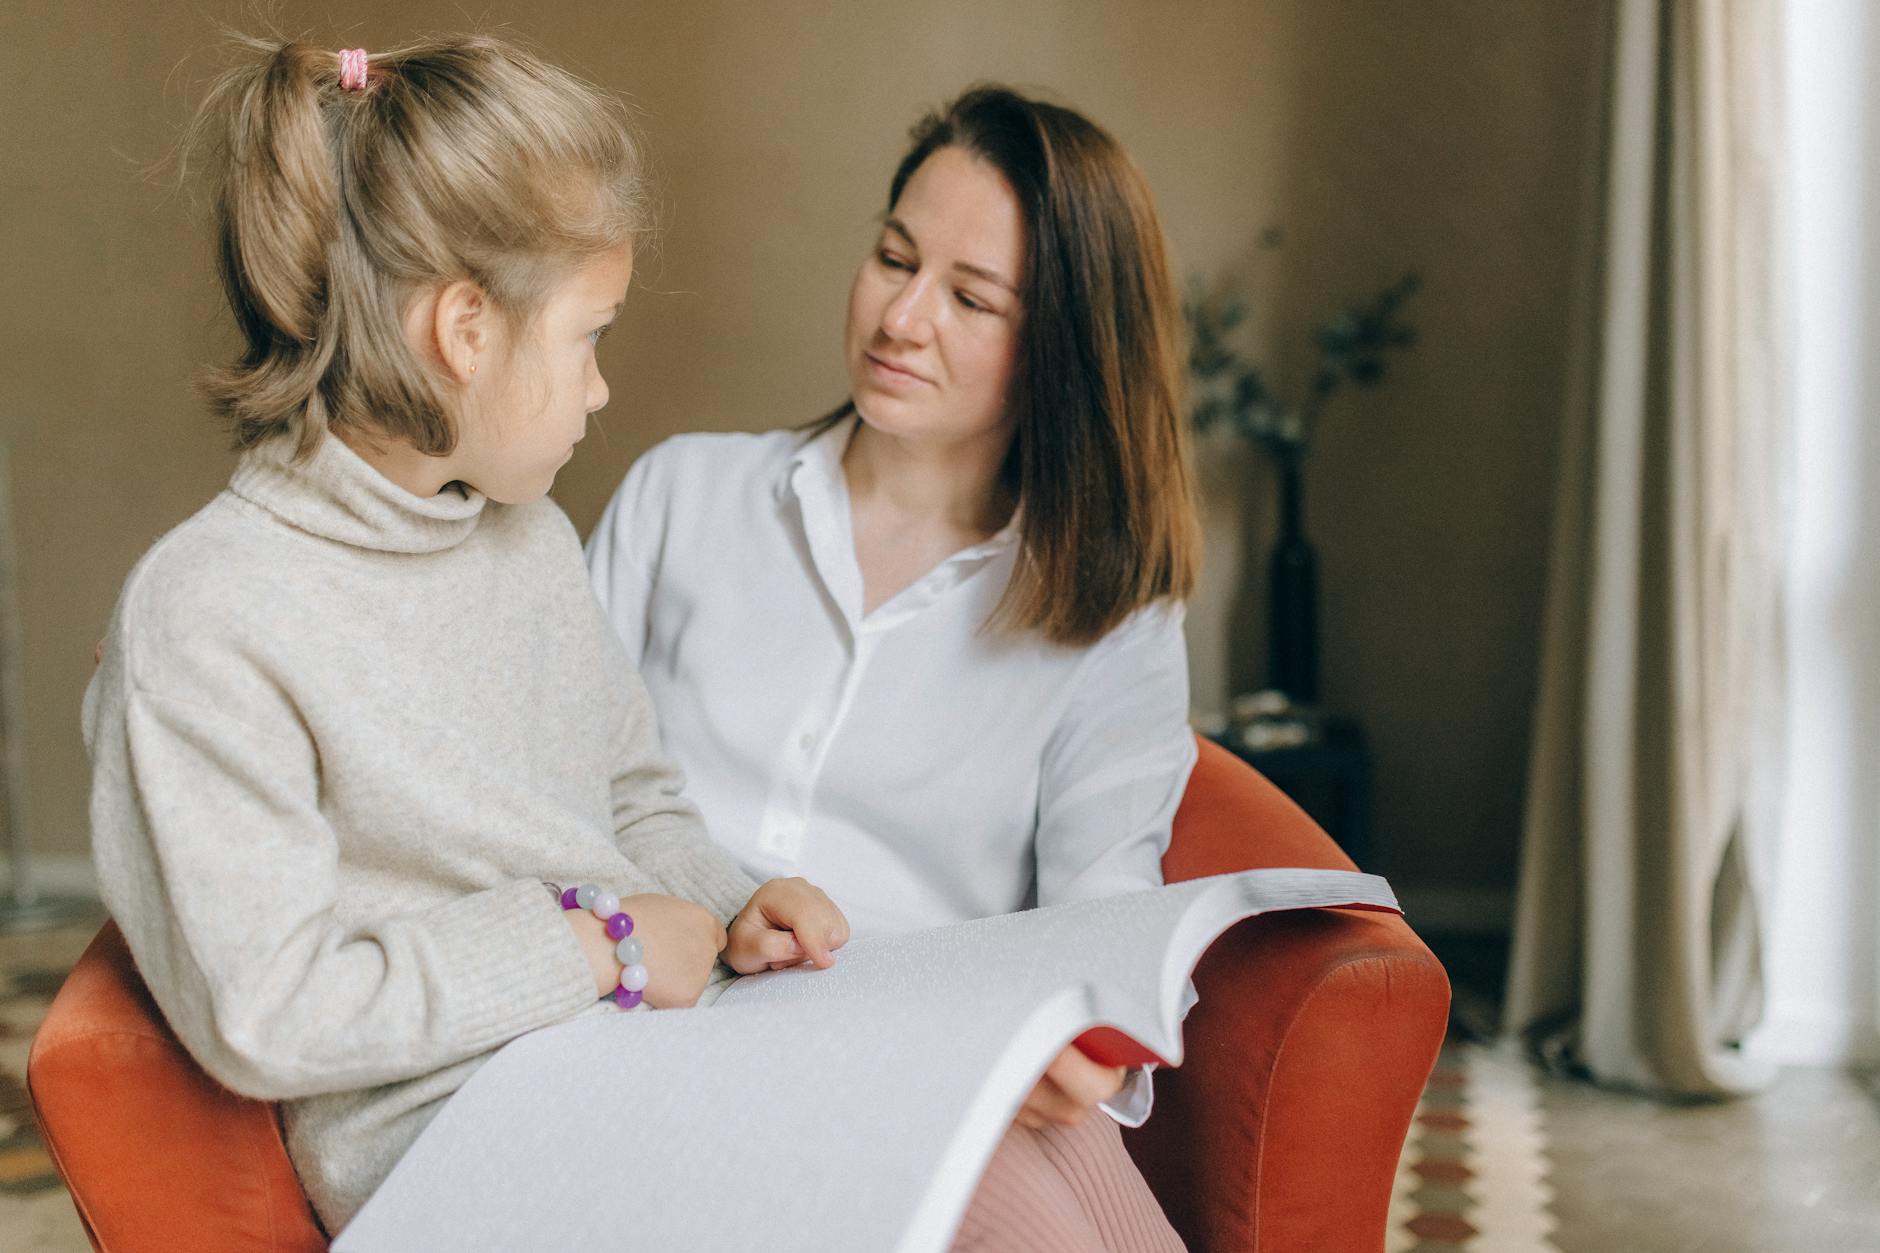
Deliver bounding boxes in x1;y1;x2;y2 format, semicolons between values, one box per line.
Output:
184;34;647;457
832;85;1200;646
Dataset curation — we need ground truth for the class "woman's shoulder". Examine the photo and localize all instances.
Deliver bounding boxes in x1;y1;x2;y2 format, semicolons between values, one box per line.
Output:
626;426;808;499
1080;599;1188;661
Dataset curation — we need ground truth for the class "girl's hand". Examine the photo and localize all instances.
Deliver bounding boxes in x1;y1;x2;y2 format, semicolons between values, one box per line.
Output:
1014;1044;1129;1131
722;876;850;973
564;893;728;1007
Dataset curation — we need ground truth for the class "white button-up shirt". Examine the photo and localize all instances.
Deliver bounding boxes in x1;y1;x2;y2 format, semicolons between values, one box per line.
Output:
585;418;1197;940
586;419;1199;1124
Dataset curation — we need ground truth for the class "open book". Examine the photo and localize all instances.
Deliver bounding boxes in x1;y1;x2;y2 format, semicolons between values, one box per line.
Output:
335;867;1398;1253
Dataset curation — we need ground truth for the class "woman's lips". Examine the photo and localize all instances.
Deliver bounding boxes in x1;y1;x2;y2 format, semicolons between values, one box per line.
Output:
864;352;933;387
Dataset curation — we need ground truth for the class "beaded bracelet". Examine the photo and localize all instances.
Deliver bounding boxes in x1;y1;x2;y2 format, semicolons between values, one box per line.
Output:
558;883;650;1009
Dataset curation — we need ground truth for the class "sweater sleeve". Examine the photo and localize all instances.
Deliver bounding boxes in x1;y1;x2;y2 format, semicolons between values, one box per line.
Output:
85;666;597;1103
604;660;761;926
583;448;760;923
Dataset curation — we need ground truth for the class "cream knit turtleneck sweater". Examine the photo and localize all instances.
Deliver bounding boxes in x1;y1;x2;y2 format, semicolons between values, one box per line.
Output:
83;431;759;1232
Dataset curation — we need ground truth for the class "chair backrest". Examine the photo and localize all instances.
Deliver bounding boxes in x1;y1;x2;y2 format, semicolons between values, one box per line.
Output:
27;922;328;1252
1164;737;1359;882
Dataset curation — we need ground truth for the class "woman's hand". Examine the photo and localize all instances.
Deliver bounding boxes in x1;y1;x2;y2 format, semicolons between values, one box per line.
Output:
722;876;850;974
1014;1044;1129;1131
564;893;728;1007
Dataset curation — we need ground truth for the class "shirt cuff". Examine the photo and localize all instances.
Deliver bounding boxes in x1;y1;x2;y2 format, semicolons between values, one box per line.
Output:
1100;1064;1156;1127
1099;974;1199;1128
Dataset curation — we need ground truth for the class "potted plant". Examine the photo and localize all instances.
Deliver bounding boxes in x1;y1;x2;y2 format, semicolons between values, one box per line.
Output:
1187;264;1420;708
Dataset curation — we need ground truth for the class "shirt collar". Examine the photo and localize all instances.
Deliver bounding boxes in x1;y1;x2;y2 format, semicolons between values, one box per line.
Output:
780;413;1022;557
228;429;487;555
778;413;856;504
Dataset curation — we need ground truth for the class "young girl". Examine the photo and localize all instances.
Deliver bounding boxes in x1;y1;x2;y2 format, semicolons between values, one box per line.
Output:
82;35;845;1234
587;86;1197;1249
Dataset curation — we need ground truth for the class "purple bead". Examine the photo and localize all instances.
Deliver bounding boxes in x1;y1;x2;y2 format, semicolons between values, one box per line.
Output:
605;912;634;940
613;985;644;1009
559;886;580;911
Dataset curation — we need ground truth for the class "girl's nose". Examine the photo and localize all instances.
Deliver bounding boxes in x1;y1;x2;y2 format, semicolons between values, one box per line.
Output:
587;363;609;415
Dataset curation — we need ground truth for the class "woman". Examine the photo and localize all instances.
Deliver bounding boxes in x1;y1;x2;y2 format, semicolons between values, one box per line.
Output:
587;85;1199;1249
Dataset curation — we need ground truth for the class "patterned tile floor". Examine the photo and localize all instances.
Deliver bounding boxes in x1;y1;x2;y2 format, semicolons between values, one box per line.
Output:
1389;1039;1559;1252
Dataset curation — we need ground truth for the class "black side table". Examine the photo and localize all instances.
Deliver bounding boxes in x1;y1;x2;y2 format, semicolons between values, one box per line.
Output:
1207;717;1373;870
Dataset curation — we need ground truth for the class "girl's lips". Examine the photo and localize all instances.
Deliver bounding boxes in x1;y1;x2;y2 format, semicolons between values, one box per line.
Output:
865;352;932;387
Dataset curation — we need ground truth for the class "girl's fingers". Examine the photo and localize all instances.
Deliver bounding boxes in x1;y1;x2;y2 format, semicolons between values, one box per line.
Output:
763;929;806;965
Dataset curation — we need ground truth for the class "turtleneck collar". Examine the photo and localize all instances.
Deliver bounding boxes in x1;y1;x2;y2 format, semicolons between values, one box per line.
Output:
228;430;487;555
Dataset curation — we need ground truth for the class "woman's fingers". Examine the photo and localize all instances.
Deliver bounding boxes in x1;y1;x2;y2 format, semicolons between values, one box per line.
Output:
1018;1046;1128;1128
1025;1071;1087;1127
1050;1044;1128;1103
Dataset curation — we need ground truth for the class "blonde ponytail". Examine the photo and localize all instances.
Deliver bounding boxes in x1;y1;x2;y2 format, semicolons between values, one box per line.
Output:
184;34;646;456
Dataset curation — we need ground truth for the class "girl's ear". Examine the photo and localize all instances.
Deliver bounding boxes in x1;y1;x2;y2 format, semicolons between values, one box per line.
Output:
428;279;492;384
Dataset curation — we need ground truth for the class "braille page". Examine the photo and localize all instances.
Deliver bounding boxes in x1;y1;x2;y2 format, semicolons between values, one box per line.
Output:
335;867;1397;1253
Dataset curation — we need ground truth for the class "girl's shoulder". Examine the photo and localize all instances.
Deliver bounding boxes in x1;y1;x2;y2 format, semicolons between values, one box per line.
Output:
114;490;284;631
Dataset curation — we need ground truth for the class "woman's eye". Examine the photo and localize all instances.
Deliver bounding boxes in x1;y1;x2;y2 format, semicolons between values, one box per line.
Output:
956;292;987;313
587;324;612;347
878;250;913;272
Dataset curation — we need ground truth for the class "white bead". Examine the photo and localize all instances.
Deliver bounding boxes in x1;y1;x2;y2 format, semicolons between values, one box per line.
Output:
619;963;649;992
575;884;600;910
615;936;643;965
591;892;620;920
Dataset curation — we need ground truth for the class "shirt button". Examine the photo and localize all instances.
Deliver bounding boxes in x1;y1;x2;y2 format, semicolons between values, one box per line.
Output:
799;731;817;753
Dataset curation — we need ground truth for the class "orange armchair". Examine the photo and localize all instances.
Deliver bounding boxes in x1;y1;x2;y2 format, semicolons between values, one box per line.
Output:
29;737;1448;1251
1123;738;1450;1251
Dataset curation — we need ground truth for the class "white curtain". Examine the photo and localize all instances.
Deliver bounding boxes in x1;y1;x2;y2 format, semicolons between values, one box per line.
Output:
1504;0;1789;1096
1753;0;1880;1070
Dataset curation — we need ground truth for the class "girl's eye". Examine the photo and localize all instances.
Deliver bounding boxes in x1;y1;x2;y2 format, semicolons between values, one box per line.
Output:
587;324;612;347
956;292;987;313
878;250;914;272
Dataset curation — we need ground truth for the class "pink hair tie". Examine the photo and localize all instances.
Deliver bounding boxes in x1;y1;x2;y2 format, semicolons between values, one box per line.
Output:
338;48;369;92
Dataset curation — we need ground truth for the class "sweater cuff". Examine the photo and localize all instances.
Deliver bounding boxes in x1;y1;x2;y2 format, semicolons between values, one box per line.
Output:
429;880;598;1050
628;821;761;924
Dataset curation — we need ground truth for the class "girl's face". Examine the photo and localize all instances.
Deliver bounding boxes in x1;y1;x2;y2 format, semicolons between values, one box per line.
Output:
845;146;1025;452
459;242;634;504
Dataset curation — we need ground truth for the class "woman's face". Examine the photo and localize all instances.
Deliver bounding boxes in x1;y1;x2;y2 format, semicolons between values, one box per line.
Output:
845;145;1025;450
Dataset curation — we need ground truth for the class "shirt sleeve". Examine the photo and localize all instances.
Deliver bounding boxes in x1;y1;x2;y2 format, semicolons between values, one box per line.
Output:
1034;602;1198;907
584;446;666;668
1036;603;1199;1127
86;664;598;1104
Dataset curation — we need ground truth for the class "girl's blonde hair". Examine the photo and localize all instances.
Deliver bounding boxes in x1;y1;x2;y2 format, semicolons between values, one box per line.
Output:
185;34;646;456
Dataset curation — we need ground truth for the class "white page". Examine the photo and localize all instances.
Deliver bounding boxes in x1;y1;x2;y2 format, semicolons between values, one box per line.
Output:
336;868;1397;1253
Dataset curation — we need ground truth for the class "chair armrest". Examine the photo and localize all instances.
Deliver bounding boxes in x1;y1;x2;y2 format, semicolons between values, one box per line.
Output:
1122;739;1451;1252
27;923;328;1253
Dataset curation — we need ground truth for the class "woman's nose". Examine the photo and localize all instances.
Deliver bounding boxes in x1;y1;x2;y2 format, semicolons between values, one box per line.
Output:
881;274;937;342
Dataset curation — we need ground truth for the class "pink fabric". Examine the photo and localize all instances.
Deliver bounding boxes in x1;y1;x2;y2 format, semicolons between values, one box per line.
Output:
338;49;368;92
952;1115;1185;1252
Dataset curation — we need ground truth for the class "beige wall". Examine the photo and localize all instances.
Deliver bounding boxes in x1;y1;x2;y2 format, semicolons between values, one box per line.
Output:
0;2;1601;913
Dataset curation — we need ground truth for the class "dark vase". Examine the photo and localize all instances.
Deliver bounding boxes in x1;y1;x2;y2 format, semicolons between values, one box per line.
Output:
1267;456;1320;703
